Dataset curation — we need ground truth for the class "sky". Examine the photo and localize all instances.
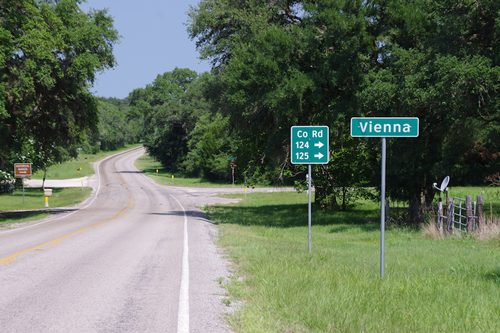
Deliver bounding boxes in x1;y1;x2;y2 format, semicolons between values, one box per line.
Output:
81;0;211;99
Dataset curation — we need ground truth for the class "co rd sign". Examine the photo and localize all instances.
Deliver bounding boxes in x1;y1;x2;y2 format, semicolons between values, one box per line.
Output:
290;126;329;164
290;125;329;255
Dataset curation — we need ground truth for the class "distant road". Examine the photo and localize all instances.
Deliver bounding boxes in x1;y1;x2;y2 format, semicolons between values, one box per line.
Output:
0;148;231;333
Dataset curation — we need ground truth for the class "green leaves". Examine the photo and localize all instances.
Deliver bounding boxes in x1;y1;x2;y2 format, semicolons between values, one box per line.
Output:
189;0;376;190
0;0;118;173
357;0;500;221
183;112;237;180
136;69;209;170
187;0;499;219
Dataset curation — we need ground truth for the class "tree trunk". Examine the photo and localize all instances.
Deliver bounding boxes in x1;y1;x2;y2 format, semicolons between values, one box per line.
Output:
477;195;484;231
42;168;47;191
409;194;423;224
466;195;474;233
341;187;347;211
409;192;424;224
409;189;435;224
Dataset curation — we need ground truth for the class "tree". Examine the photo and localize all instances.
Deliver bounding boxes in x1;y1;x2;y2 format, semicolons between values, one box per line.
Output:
90;97;143;152
358;0;499;222
0;0;118;177
189;0;375;203
133;68;210;170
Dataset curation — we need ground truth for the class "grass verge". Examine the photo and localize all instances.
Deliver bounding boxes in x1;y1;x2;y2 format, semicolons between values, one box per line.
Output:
206;191;500;333
135;153;248;188
447;186;500;216
0;187;92;224
32;144;141;179
0;212;50;225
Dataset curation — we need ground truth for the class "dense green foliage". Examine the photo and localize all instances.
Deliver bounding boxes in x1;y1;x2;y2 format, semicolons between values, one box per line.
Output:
91;97;142;152
187;0;499;221
183;112;239;180
0;0;118;177
359;0;500;221
130;68;238;181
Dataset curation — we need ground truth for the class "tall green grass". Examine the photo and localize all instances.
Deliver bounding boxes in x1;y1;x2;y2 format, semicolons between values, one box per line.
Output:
207;192;500;333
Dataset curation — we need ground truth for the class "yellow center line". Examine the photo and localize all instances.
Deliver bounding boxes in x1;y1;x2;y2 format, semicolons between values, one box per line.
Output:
0;190;134;267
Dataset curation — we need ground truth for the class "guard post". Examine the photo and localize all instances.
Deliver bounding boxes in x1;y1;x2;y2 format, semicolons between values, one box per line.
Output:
44;188;53;208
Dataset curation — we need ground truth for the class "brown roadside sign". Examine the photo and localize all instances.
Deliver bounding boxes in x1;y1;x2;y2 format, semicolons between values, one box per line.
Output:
14;163;32;178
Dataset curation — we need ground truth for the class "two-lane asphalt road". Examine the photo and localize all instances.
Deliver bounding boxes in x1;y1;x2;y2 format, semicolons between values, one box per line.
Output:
0;148;231;333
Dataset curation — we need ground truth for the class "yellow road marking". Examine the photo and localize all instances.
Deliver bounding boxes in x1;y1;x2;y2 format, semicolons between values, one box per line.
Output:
0;192;134;267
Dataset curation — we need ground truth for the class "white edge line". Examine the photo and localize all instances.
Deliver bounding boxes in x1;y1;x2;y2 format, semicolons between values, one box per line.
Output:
171;194;190;333
0;147;141;235
136;156;190;333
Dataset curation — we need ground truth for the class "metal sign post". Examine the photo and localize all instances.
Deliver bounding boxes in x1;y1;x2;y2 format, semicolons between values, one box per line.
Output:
351;117;419;279
308;164;312;254
380;138;386;278
14;163;32;206
290;126;329;164
229;160;236;185
291;126;329;254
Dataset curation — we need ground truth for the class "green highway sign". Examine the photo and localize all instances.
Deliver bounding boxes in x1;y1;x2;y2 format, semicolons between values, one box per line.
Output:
291;126;329;164
351;116;419;278
351;117;419;137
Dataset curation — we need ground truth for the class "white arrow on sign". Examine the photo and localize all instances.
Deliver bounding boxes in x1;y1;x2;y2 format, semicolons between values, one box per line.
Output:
314;152;324;159
314;142;324;148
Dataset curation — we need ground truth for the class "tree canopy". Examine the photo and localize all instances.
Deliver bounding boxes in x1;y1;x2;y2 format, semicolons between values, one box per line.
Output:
188;0;499;221
0;0;118;173
358;0;499;220
3;0;497;225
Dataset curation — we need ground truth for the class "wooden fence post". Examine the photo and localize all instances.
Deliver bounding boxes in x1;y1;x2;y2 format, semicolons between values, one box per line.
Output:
466;195;474;233
437;198;443;232
447;198;454;234
477;195;484;231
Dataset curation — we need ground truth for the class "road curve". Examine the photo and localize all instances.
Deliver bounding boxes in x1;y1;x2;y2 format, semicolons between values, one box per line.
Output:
0;148;231;333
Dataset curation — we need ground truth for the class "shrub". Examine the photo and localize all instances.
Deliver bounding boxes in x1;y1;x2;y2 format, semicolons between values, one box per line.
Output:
0;170;15;194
